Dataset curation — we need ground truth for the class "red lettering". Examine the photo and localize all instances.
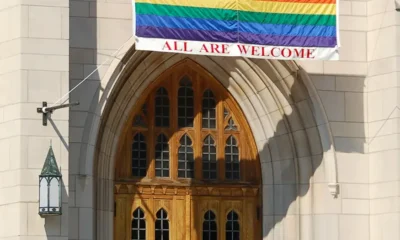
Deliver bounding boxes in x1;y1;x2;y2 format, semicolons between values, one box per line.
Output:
271;47;280;57
306;49;315;59
200;44;209;53
294;48;305;58
281;48;292;58
183;42;192;52
261;47;270;56
163;41;172;51
210;44;220;53
173;41;182;51
251;46;260;56
237;45;250;54
221;44;229;54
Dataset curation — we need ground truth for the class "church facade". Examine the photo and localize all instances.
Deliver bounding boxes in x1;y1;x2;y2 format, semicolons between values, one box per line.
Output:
0;0;399;240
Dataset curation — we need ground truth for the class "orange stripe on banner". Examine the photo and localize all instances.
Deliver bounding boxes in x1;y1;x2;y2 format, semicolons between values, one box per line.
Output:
254;0;336;4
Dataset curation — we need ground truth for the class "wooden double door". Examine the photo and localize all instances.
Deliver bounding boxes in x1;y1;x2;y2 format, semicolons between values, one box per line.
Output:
114;185;260;240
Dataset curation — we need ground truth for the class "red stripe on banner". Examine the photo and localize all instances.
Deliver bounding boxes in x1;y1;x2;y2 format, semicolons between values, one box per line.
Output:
254;0;336;3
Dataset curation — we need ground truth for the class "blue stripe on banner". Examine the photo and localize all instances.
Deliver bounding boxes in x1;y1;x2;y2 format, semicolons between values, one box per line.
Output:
136;14;336;38
239;21;336;37
136;14;237;33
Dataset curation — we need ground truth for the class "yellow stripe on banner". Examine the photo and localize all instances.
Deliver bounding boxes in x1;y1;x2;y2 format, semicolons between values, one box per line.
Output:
135;0;336;15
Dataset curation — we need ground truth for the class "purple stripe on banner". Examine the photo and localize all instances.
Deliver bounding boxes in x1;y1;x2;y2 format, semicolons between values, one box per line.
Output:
136;26;337;48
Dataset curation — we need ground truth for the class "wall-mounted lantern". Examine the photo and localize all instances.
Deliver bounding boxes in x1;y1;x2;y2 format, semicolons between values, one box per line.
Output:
39;144;62;216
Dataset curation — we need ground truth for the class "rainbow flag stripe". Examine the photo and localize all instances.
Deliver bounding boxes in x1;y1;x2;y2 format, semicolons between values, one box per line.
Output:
133;0;339;60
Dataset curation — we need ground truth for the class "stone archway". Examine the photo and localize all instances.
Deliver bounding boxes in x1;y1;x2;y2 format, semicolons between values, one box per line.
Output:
78;44;338;240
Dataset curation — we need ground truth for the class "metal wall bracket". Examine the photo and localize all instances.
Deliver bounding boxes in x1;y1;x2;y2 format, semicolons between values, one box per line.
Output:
37;101;80;126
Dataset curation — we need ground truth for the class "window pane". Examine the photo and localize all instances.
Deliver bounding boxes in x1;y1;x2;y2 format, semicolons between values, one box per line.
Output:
155;87;170;127
203;211;217;240
178;77;194;128
155;209;169;240
132;208;146;240
155;134;170;177
202;135;217;180
178;134;195;178
202;90;216;129
132;133;147;177
225;136;240;180
226;210;240;240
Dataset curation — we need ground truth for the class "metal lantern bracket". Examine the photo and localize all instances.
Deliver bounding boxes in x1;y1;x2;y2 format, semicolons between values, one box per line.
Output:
37;101;79;126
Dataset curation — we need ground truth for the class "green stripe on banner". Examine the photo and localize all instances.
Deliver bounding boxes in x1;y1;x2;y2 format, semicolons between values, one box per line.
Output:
135;2;336;26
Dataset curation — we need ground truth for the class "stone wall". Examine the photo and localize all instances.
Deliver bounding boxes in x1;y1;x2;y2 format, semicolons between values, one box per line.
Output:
0;0;69;240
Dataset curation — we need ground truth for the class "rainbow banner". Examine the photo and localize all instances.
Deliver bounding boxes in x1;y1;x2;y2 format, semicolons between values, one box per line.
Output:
133;0;339;60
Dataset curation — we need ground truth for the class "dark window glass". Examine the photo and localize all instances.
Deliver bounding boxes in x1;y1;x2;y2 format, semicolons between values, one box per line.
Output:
155;209;169;240
226;211;240;240
132;208;146;240
202;90;216;129
133;104;147;127
202;135;217;180
132;133;147;177
178;77;194;128
155;87;170;127
203;211;217;240
155;134;170;177
225;118;237;131
178;134;194;178
225;136;239;180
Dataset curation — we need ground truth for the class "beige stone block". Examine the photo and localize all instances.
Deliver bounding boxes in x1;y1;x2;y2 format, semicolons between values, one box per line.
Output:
21;119;68;137
370;150;400;183
370;181;400;199
27;71;61;102
339;16;367;32
330;122;366;138
323;61;367;76
0;70;28;106
0;138;10;171
336;152;369;183
297;60;324;74
75;176;93;208
272;159;296;184
79;208;94;239
70;48;94;64
368;57;397;77
370;214;400;240
61;7;69;39
313;183;341;214
267;110;288;136
311;75;335;91
342;199;369;214
28;203;61;235
341;183;369;199
367;0;391;15
0;39;20;59
313;215;339;240
367;72;398;92
0;107;3;123
248;119;266;143
258;87;279;114
0;186;19;205
83;64;111;81
70;17;96;48
339;215;369;240
337;31;367;62
21;54;68;71
238;98;258;122
382;87;398;119
0;203;27;237
367;90;384;122
21;0;68;7
97;18;132;49
370;197;400;214
273;184;297;215
257;139;272;163
0;55;21;75
339;1;351;15
29;6;62;39
351;2;367;16
318;91;345;121
71;1;89;17
369;133;399;153
9;136;28;170
345;92;367;122
0;0;18;10
336;76;366;92
368;26;397;61
369;118;400;140
21;38;68;56
68;207;79;239
90;2;132;19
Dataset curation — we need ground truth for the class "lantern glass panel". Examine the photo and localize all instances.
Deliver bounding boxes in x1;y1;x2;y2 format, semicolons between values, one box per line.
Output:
49;177;60;208
39;178;48;208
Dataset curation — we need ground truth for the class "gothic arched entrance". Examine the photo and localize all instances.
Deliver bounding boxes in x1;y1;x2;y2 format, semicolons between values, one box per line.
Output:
113;61;262;240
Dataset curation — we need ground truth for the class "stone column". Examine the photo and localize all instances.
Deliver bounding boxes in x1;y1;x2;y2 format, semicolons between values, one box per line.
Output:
0;0;69;239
